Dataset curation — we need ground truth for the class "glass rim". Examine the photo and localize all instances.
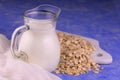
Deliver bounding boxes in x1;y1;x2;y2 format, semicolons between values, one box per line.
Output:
24;10;57;21
23;4;61;21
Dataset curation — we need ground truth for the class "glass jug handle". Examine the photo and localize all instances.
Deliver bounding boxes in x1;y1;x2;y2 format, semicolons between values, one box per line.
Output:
11;25;29;61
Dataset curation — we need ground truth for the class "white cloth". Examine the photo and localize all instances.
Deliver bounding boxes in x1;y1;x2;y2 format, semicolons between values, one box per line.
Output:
0;34;10;53
0;50;61;80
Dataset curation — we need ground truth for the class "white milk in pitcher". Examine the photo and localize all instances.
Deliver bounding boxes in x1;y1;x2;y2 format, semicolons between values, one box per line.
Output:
18;18;60;72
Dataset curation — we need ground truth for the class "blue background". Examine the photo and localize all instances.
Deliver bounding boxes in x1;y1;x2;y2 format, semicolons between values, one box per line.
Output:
0;0;120;80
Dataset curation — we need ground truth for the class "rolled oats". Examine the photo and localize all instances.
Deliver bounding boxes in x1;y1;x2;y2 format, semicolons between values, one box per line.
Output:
55;31;102;75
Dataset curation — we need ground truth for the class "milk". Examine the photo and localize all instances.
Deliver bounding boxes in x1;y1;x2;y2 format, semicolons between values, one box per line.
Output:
18;18;60;72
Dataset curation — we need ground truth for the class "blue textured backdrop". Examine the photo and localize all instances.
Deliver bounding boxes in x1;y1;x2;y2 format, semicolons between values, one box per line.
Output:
0;0;120;80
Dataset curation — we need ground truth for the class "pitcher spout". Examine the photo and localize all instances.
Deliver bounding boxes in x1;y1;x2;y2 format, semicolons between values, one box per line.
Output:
36;4;61;18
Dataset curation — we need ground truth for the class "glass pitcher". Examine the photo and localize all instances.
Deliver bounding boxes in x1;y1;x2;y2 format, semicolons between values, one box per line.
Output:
11;4;61;72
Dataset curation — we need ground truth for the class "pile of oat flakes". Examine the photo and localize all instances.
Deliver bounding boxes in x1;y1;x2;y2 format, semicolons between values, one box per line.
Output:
55;31;102;76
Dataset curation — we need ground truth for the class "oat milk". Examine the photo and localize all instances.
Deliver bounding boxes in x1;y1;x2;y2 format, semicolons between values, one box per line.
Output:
18;18;60;72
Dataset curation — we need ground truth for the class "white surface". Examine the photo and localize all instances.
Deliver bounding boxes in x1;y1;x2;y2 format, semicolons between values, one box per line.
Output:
57;30;113;64
83;37;113;64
